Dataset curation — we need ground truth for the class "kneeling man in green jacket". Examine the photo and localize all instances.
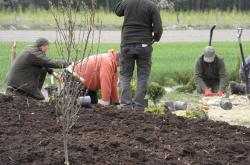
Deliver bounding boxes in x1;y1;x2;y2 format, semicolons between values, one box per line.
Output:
5;38;68;100
195;46;227;97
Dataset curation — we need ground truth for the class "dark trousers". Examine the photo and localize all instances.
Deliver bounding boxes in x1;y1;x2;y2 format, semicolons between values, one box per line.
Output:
6;68;47;100
120;44;152;110
38;68;47;90
6;87;31;97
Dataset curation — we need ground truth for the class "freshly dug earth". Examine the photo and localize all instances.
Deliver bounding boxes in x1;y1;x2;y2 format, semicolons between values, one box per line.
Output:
1;94;250;165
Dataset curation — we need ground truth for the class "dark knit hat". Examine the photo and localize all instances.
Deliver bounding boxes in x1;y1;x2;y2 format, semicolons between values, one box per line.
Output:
34;38;49;47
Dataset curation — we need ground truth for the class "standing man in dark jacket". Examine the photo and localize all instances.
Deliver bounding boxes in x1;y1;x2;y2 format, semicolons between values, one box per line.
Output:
5;38;68;100
195;46;227;96
114;0;163;111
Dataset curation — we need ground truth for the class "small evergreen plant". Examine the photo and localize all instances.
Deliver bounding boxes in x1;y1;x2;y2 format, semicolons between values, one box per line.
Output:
147;82;165;104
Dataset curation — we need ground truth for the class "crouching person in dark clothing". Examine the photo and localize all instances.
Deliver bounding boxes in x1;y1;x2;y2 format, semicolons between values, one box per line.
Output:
230;56;250;95
5;38;68;100
195;46;227;97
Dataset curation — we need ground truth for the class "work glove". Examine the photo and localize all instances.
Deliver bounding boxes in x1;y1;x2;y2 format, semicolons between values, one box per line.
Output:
100;100;110;106
204;88;212;97
216;90;224;96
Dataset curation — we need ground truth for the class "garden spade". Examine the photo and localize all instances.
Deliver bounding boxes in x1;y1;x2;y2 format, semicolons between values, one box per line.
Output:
237;28;250;100
209;24;216;46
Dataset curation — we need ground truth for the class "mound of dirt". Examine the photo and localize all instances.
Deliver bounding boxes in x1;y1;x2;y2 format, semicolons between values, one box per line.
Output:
1;93;250;165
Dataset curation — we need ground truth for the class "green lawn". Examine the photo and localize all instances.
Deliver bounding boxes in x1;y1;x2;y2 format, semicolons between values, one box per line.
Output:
1;10;250;29
1;41;249;91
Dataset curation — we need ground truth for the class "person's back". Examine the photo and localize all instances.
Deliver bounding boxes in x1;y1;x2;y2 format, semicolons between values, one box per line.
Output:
72;50;120;105
115;0;162;46
74;52;118;91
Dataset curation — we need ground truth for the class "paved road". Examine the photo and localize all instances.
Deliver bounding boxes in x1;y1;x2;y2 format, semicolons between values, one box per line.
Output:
0;30;250;42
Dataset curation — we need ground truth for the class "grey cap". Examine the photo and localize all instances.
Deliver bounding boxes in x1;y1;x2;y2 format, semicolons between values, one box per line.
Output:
203;46;215;63
34;38;49;47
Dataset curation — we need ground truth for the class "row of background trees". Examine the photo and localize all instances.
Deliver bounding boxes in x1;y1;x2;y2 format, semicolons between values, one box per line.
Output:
0;0;250;11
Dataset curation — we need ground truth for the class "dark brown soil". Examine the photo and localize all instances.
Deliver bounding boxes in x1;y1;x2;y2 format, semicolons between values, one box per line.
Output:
1;93;250;165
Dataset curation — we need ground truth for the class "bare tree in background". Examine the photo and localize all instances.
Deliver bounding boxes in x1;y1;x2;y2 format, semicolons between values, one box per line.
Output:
152;0;174;9
49;0;100;164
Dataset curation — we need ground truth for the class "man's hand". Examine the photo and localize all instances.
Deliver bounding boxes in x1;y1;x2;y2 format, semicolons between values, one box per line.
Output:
204;88;212;97
216;90;224;96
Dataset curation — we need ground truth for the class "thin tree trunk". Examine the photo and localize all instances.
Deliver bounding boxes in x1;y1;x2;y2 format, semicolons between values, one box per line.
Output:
64;133;69;165
63;111;70;165
96;0;99;9
195;0;201;11
175;0;180;24
239;0;243;11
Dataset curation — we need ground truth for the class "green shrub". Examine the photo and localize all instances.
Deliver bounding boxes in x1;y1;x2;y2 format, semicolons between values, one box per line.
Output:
176;76;196;93
175;108;208;121
151;74;177;87
147;82;165;104
185;108;208;121
145;105;165;115
171;71;193;85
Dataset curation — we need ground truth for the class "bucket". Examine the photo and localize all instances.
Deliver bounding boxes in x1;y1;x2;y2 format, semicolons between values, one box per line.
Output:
45;86;58;96
220;98;232;110
164;101;175;111
78;96;91;108
174;101;187;110
165;101;187;111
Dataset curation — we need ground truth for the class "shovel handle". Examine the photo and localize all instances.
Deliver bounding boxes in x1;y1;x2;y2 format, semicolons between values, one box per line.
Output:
209;24;216;46
237;28;243;42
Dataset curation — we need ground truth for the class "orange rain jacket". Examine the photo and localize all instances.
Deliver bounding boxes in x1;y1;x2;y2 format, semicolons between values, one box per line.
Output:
72;50;119;103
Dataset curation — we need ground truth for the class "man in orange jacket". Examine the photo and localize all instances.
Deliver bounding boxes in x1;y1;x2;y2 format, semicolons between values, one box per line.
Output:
64;49;120;106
